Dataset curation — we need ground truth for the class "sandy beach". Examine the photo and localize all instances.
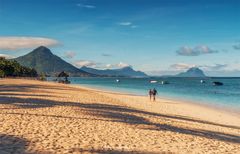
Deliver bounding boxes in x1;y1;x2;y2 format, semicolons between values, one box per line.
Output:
0;79;239;154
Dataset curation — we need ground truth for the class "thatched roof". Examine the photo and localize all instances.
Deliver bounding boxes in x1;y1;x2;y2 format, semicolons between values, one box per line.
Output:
57;71;69;77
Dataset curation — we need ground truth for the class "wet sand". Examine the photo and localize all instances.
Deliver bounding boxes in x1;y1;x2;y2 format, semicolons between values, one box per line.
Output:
0;79;239;153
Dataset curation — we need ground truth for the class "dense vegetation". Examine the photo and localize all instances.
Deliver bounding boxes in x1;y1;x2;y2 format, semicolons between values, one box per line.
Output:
0;57;38;78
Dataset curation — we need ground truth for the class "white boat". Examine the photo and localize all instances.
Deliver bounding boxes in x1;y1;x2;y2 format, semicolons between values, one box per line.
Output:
116;79;120;83
150;80;157;83
200;80;206;83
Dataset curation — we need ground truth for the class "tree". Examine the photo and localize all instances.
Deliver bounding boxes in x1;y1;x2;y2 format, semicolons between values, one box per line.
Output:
39;72;46;81
0;70;5;78
0;57;38;77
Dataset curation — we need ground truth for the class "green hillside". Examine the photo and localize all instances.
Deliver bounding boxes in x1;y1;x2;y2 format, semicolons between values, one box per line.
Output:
0;57;38;77
14;46;93;77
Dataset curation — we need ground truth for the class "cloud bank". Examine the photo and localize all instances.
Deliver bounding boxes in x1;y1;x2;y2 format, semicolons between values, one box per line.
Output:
170;63;196;70
0;54;15;59
200;64;228;71
73;60;130;69
176;45;218;56
106;62;131;69
0;37;60;51
64;51;76;59
74;60;97;68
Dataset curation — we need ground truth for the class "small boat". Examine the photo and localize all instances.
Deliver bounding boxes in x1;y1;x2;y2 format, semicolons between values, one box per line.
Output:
116;79;120;83
212;81;223;86
200;80;206;83
161;81;169;84
150;80;157;83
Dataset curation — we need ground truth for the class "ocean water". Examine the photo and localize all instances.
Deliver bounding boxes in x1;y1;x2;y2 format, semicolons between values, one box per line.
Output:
50;77;240;110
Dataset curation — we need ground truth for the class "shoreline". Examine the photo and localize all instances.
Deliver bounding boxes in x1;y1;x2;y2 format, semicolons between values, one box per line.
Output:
0;78;240;153
50;76;240;115
69;83;240;117
61;82;240;128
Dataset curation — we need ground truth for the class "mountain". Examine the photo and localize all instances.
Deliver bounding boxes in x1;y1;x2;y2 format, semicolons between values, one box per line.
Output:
176;67;206;77
14;46;94;77
81;66;148;77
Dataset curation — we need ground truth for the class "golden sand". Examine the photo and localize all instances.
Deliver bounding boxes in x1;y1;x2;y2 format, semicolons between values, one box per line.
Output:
0;79;239;154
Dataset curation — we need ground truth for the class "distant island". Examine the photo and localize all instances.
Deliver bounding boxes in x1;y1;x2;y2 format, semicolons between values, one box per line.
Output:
158;67;207;78
175;67;206;77
81;66;148;77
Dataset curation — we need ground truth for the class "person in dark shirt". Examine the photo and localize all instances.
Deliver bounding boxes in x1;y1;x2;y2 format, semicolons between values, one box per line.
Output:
152;88;158;101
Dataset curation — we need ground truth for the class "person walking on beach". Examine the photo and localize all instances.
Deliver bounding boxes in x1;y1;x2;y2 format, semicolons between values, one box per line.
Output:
152;88;158;101
149;89;153;101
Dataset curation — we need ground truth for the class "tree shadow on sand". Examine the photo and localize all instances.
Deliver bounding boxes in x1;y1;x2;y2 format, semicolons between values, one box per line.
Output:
0;134;29;154
74;104;240;144
1;82;239;129
71;148;162;154
0;84;85;93
0;93;57;98
0;95;240;144
0;84;41;93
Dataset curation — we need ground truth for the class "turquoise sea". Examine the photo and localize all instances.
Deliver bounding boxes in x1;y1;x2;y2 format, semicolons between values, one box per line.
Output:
51;77;240;110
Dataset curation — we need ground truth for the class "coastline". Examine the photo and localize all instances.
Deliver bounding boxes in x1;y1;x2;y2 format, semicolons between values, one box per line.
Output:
0;78;240;153
48;79;240;128
69;83;240;117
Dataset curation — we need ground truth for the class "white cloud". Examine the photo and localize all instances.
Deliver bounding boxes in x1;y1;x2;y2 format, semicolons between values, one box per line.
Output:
118;22;132;26
0;54;15;59
170;63;196;70
106;62;131;69
0;37;60;51
105;62;132;69
105;64;113;68
73;60;131;69
117;62;130;68
73;60;97;68
176;45;218;56
131;25;138;28
118;22;138;29
200;64;228;71
64;51;76;59
77;3;96;9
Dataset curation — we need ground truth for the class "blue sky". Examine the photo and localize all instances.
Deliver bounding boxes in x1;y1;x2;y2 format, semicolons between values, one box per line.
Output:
0;0;240;76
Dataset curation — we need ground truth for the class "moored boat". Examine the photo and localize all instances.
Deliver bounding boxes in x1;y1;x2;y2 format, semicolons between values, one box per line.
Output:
212;81;223;86
150;80;157;83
